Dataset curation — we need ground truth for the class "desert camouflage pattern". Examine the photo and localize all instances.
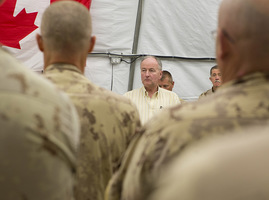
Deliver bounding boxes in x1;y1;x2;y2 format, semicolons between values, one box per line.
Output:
148;126;269;200
44;64;141;200
0;48;80;200
199;87;214;99
105;72;269;200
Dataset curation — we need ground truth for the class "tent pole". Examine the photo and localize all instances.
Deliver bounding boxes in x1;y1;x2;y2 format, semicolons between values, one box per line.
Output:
128;0;143;91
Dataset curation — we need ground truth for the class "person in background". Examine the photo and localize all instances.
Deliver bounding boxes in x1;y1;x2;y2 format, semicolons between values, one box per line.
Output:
105;0;269;199
159;70;174;91
0;1;80;200
159;70;184;103
37;2;140;200
199;65;222;99
124;56;180;124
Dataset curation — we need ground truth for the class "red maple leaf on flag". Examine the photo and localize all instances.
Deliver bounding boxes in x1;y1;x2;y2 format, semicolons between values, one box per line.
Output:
0;0;38;49
50;0;92;9
0;0;91;49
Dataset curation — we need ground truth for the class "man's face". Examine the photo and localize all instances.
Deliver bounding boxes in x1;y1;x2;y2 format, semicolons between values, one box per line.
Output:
209;69;222;88
140;57;162;89
159;77;174;91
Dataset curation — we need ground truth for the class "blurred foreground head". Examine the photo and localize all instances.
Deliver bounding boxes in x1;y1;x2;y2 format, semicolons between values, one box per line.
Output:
216;0;269;83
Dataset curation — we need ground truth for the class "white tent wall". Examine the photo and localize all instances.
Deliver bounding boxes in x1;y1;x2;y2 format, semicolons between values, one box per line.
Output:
85;0;139;94
2;0;222;101
87;0;222;101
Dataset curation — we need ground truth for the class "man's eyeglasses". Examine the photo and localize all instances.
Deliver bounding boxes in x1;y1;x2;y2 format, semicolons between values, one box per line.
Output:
211;29;235;44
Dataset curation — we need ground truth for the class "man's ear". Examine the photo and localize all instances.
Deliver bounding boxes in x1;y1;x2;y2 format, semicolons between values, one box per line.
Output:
36;34;44;52
159;70;163;79
209;76;213;83
88;36;96;53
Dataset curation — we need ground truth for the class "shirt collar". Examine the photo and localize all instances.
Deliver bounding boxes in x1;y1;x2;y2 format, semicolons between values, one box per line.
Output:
142;86;159;98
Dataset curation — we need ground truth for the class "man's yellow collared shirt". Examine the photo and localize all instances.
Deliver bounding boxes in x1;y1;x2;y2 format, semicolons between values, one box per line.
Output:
124;86;180;124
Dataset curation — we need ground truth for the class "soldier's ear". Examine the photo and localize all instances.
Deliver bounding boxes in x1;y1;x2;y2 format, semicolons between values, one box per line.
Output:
209;76;213;82
88;36;96;53
36;34;44;52
217;29;231;60
159;70;163;79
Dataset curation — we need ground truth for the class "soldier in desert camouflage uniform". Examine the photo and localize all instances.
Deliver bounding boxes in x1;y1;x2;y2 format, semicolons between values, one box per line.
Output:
199;65;222;99
37;2;141;200
105;0;269;200
148;126;269;200
0;8;80;200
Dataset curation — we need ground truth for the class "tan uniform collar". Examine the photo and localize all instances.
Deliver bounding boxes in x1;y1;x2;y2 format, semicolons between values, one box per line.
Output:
220;72;269;90
45;63;82;74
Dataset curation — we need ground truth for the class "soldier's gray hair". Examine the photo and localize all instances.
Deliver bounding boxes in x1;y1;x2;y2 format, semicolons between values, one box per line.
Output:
210;65;218;76
40;1;92;54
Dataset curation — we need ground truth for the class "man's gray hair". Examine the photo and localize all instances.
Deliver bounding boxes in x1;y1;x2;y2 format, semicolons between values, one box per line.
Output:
40;1;92;54
141;56;162;70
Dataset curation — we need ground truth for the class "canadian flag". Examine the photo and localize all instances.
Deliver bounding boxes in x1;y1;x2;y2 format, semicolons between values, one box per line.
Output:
0;0;92;72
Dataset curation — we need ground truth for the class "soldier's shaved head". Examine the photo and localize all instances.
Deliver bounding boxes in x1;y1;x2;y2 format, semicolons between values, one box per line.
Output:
219;0;269;43
37;1;96;73
216;0;269;83
40;1;92;55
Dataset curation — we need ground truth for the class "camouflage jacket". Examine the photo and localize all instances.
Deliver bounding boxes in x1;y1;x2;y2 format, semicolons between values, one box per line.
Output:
0;48;80;200
44;64;141;200
105;72;269;200
148;125;269;200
